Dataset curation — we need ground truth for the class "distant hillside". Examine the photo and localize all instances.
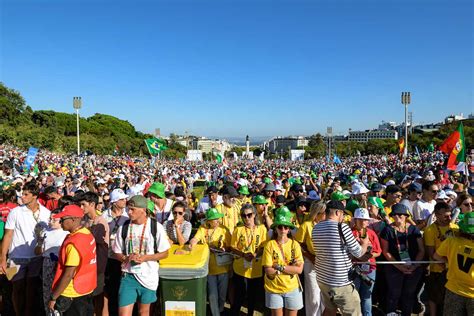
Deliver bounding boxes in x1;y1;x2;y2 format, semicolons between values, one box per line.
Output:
0;82;153;155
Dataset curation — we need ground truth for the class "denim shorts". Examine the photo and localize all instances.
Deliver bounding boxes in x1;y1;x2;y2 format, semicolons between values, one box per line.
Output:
118;273;157;307
265;288;303;310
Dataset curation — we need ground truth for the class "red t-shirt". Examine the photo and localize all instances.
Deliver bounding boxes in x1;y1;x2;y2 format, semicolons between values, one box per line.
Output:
351;227;382;272
0;202;18;222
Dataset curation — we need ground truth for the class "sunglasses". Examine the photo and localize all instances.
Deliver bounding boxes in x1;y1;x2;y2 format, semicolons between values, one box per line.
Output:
431;190;439;193
242;213;254;219
59;217;74;224
277;225;290;230
463;202;473;207
173;211;184;216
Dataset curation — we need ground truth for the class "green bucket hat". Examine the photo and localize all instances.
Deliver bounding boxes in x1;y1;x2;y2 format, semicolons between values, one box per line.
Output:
240;172;247;178
275;172;281;177
368;196;384;209
271;207;295;229
345;199;360;213
148;182;166;199
331;191;350;201
238;185;250;195
294;178;302;185
205;208;224;221
146;199;155;215
459;212;474;234
264;177;272;184
252;195;268;205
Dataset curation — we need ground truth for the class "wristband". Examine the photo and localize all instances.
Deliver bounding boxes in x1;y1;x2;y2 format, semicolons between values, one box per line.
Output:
50;294;56;301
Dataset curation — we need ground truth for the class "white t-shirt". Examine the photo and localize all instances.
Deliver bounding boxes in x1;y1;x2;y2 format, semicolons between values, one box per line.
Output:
5;204;51;259
113;218;171;290
196;195;223;214
101;208;129;257
155;198;174;225
400;199;417;213
42;228;69;258
412;199;436;221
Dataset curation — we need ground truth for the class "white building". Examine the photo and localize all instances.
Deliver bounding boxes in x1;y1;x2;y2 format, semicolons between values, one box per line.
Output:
268;136;308;153
189;137;232;154
348;130;398;142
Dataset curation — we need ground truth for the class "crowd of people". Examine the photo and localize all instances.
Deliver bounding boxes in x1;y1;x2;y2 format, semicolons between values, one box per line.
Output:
0;145;473;316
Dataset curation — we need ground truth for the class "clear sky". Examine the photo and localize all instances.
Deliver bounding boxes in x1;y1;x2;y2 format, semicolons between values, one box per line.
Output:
1;0;472;138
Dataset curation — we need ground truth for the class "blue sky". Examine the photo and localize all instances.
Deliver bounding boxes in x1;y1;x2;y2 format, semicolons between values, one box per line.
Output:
1;0;472;138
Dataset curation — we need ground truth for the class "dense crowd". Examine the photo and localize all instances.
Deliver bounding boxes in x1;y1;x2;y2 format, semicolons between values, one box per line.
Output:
0;145;473;316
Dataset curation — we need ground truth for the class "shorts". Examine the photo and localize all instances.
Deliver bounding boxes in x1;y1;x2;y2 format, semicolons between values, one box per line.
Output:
426;271;447;302
265;288;303;310
118;273;157;307
92;273;105;296
9;257;42;282
318;282;361;315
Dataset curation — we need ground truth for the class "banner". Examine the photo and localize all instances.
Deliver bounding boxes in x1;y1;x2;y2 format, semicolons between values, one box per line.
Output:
24;147;39;171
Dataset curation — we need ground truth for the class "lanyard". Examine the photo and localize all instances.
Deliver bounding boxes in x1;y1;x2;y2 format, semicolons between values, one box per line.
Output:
129;220;147;255
206;228;218;246
275;240;287;264
243;226;255;252
393;224;408;251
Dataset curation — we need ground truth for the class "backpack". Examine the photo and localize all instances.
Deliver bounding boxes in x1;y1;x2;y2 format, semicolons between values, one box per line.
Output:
121;217;159;254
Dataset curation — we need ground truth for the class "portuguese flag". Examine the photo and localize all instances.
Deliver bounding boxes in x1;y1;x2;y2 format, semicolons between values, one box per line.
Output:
439;122;465;170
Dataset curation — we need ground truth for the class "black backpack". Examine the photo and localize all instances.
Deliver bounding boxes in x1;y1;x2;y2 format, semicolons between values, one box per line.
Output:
121;218;159;254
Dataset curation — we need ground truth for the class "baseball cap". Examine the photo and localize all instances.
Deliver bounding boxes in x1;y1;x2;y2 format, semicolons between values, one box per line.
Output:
127;195;148;209
53;205;84;219
110;188;128;203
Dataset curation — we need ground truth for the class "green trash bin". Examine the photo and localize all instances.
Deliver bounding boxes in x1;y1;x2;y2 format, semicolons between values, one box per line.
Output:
159;244;209;316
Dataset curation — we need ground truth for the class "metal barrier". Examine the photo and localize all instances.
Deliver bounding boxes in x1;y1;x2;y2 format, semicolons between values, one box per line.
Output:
353;260;444;264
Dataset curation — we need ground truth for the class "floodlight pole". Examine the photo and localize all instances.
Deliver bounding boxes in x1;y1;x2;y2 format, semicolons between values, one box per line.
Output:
73;97;82;155
401;92;411;157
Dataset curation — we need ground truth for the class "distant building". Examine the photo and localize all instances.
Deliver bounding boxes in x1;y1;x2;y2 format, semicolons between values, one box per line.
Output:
378;121;397;130
348;130;398;142
268;136;308;153
413;123;443;134
189;137;232;154
444;114;465;124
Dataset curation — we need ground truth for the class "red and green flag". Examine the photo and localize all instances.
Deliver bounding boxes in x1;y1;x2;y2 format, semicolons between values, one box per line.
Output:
439;122;465;170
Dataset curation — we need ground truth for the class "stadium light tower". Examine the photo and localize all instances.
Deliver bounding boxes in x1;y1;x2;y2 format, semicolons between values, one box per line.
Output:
401;92;411;157
73;97;82;155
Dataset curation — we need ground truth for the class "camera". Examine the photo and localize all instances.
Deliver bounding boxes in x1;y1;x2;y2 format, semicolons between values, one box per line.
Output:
348;265;374;286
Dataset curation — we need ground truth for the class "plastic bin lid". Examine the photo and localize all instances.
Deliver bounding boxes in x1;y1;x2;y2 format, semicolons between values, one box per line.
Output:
160;244;210;279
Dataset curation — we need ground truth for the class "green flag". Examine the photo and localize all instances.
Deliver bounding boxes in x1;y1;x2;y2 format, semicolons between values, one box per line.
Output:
215;153;223;163
145;138;168;155
427;143;435;152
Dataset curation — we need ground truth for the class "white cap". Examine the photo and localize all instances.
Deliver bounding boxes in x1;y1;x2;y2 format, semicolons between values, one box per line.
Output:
352;184;369;195
386;180;396;186
110;189;128;203
96;178;107;185
436;190;448;200
444;189;457;199
353;208;371;220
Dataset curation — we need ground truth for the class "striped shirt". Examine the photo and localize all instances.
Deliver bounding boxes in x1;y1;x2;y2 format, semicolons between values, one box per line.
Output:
312;220;362;287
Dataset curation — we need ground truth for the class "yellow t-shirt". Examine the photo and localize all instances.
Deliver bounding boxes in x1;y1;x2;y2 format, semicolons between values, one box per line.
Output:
436;236;474;298
261;239;303;294
216;204;240;235
424;223;459;273
293;213;311;229
231;225;268;278
62;227;93;298
294;221;315;255
193;225;231;275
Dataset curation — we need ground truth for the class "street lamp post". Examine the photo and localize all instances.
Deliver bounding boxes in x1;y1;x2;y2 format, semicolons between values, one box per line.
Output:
401;92;411;157
73;97;82;155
